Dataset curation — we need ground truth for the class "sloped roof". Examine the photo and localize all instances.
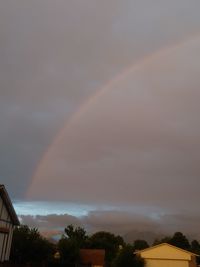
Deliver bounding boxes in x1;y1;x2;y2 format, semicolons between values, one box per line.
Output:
0;185;20;225
136;243;198;256
80;249;105;265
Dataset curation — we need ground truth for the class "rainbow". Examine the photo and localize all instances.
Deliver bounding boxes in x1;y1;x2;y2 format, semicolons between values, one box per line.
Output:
27;33;200;198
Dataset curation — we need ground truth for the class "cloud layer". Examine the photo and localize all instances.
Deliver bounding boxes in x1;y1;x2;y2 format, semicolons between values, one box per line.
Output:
1;0;200;199
29;36;200;215
20;209;200;243
1;0;200;238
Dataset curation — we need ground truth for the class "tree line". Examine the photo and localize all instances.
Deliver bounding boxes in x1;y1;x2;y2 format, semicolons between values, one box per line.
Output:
10;225;200;267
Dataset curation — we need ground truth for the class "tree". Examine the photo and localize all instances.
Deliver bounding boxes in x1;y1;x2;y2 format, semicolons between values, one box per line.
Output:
191;240;200;264
88;231;125;266
169;232;190;250
64;224;87;247
10;225;54;264
112;245;145;267
58;237;79;266
153;236;172;246
191;240;200;254
133;240;149;251
58;225;88;266
153;232;191;251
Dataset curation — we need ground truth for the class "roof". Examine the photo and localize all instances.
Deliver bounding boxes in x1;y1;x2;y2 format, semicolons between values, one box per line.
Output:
136;243;198;257
0;185;20;225
79;249;105;265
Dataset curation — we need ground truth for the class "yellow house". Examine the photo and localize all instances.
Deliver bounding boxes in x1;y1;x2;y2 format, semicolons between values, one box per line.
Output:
136;243;198;267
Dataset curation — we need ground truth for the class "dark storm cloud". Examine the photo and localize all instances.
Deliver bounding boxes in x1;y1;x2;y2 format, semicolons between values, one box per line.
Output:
1;0;200;198
20;213;80;230
29;36;200;217
83;210;159;235
1;0;200;237
20;209;200;242
19;213;81;240
19;210;159;239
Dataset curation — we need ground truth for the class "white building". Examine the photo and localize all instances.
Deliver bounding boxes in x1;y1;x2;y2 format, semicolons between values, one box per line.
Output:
136;243;198;267
0;185;19;262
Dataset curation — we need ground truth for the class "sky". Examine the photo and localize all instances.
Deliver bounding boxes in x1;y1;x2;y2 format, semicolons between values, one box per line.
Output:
1;0;200;241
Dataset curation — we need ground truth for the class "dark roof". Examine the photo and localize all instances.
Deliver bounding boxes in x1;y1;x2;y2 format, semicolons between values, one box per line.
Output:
80;249;105;265
0;185;20;225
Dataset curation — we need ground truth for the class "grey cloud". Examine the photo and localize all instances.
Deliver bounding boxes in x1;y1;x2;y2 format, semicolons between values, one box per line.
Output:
1;0;200;239
158;213;200;236
19;209;200;242
29;36;200;215
83;210;159;235
19;210;159;239
20;213;81;231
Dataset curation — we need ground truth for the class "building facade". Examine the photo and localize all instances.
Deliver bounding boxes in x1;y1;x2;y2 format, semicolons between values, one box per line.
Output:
79;249;105;267
0;185;20;262
136;243;198;267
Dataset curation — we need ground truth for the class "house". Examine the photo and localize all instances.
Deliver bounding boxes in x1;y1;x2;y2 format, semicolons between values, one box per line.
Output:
136;243;198;267
0;185;20;262
79;249;105;267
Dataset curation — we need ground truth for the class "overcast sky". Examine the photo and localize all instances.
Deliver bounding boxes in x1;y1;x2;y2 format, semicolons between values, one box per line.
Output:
1;0;200;240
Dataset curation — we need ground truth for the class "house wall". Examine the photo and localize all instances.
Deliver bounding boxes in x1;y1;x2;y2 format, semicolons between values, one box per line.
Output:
144;259;189;267
0;196;14;262
139;244;197;267
140;245;191;261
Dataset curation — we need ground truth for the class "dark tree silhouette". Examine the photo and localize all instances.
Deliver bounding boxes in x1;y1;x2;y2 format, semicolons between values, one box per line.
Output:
10;225;54;264
133;240;149;250
87;231;124;266
58;225;88;266
64;224;88;247
169;232;190;250
112;245;145;267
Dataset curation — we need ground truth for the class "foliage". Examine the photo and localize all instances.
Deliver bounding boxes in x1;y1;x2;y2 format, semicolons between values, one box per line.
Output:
58;227;125;266
57;225;88;266
12;224;199;267
112;245;145;267
153;236;172;246
191;240;200;264
169;232;190;250
64;224;87;247
58;237;79;266
87;231;125;265
10;225;54;264
191;240;200;254
133;240;149;251
153;232;190;250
